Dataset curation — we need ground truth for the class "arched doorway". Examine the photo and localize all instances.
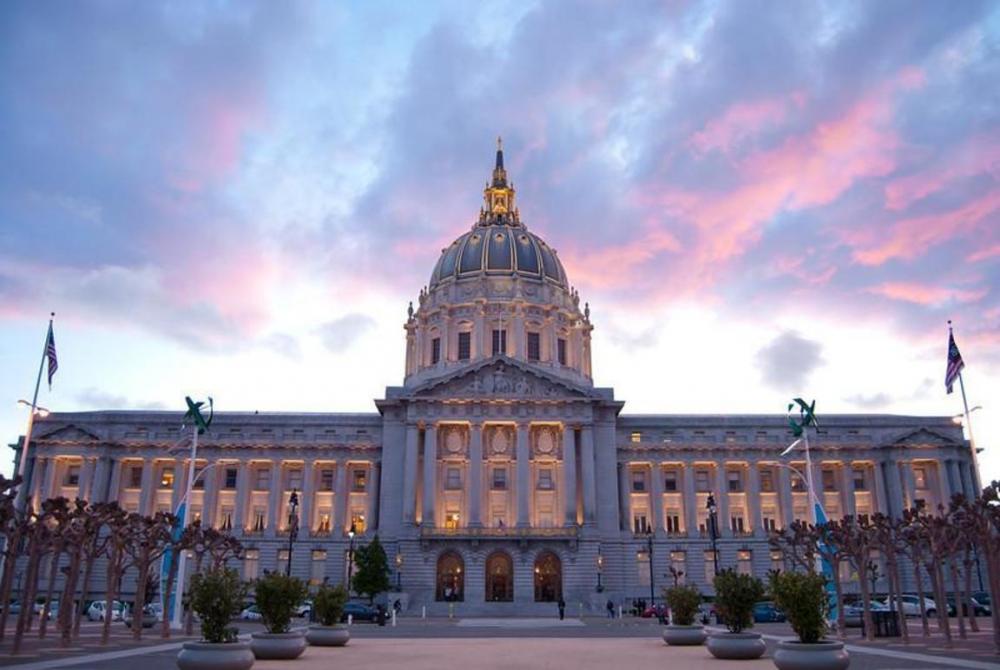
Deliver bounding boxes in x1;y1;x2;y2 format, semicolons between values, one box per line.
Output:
534;551;562;602
485;551;513;602
436;551;464;601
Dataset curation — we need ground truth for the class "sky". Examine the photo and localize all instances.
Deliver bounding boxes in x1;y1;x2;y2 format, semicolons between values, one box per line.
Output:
0;1;998;481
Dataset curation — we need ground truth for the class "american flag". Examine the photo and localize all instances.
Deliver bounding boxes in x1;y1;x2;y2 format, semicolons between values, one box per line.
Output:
45;323;58;389
945;328;964;394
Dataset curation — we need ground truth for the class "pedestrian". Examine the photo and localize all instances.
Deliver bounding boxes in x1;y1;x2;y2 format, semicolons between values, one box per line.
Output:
606;599;614;619
557;596;566;620
393;599;401;613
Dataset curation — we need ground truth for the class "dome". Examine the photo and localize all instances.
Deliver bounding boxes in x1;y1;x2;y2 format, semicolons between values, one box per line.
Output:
428;138;568;290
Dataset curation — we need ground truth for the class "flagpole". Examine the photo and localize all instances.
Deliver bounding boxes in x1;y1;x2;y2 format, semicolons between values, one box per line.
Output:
171;423;198;630
956;371;981;494
14;313;55;512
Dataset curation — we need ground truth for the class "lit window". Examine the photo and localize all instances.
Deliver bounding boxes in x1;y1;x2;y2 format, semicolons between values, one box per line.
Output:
759;469;774;492
352;469;367;492
737;550;752;576
311;550;327;586
351;511;366;534
670;551;686;585
663;470;678;492
665;513;681;534
317;510;331;533
444;510;461;529
537;469;553;490
243;549;260;580
492;329;507;356
319;469;334;491
770;550;783;573
557;338;567;365
527;332;541;361
852;468;867;491
219;507;233;531
695;470;711;492
252;508;266;532
631;470;646;492
632;511;649;534
730;511;746;534
65;465;81;487
457;332;471;361
913;467;928;490
278;549;289;566
129;465;143;489
431;337;441;364
822;469;836;492
491;468;507;490
761;506;777;532
224;468;238;489
727;470;743;492
445;467;462;490
630;431;642;443
255;469;270;490
288;468;303;491
791;472;806;492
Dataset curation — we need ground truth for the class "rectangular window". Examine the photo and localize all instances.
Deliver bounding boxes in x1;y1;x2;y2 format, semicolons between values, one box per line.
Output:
663;470;678;492
278;549;289;567
129;465;143;489
319;469;335;491
822;469;836;492
311;550;327;586
491;506;506;529
759;469;774;492
770;550;784;573
255;469;270;490
537;468;553;490
665;513;681;534
527;332;541;361
243;549;260;580
631;470;646;492
670;551;686;585
730;514;745;534
913;467;928;490
444;510;461;529
557;338;567;365
852;468;867;491
431;337;441;364
695;469;711;492
632;512;649;534
762;506;777;532
224;468;238;489
457;332;471;361
219;507;233;531
491;468;507;490
538;504;554;528
445;467;462;490
637;550;651;586
492;329;507;356
737;550;752;576
352;469;367;492
65;465;81;487
252;508;266;532
630;431;642;443
791;472;806;492
727;470;743;492
350;510;366;534
317;509;332;533
288;468;303;491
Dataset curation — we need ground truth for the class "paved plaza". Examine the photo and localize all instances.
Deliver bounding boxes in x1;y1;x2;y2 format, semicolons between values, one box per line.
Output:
1;617;998;670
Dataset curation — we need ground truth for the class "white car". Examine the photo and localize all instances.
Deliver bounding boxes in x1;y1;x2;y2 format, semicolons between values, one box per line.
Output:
295;600;313;618
87;600;124;622
882;595;939;617
240;605;262;621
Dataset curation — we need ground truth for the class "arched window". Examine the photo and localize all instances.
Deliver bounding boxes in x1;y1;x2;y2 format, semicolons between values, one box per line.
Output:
533;550;562;602
435;551;464;602
485;551;514;602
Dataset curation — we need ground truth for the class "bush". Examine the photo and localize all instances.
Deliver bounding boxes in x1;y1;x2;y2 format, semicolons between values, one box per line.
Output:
769;571;828;644
313;584;349;626
254;572;309;634
713;569;765;633
189;567;247;643
664;585;702;626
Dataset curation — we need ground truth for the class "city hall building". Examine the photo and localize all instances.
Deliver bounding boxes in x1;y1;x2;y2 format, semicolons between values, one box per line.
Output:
12;144;980;615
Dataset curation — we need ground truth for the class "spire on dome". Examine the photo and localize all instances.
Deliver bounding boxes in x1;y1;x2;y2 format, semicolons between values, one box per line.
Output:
481;136;518;224
495;136;504;170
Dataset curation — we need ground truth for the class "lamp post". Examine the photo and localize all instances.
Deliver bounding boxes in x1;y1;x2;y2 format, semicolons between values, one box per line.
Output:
596;552;604;592
395;551;403;591
644;526;655;606
346;522;357;593
285;489;299;576
707;493;720;576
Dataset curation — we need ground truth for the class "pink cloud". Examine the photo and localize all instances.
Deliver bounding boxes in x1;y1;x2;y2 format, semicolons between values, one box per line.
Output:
968;244;1000;263
688;92;807;154
866;281;987;306
559;226;682;291
883;133;1000;211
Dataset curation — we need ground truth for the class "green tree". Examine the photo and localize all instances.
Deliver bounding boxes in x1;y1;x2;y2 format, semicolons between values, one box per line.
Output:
352;534;390;604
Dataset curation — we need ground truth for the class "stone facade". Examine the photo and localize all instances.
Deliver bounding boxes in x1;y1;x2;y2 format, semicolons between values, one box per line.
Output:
9;143;979;615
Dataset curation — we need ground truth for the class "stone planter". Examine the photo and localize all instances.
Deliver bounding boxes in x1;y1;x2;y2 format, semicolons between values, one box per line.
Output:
305;624;350;646
250;631;307;660
176;641;255;670
661;624;707;646
772;640;849;670
706;632;767;660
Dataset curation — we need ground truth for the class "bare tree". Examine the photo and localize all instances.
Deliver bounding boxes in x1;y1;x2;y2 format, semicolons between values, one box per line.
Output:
12;499;55;654
122;511;175;641
829;515;878;640
70;502;113;639
55;499;88;646
0;475;23;643
37;497;72;639
99;504;130;645
897;508;932;637
871;514;907;644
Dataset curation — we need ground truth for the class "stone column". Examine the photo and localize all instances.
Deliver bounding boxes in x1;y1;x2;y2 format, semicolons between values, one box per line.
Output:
423;424;438;527
38;457;55;503
469;423;483;527
267;461;281;536
561;425;576;526
871;461;888;515
78;457;95;502
512;303;525;358
402;425;419;524
368;462;380;532
203;458;220;528
580;426;597;524
682;461;697;535
234;461;249;533
138;457;155;516
944;459;958;500
92;456;110;503
715;463;730;537
301;459;316;535
885;460;904;517
335;460;349;533
778;465;794;529
902;462;918;509
959;461;975;500
747;463;761;536
619;463;632;532
516;423;530;527
650;461;664;535
108;458;122;503
840;462;856;518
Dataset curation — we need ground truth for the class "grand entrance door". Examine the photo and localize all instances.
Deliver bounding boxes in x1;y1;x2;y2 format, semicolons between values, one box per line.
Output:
436;551;464;601
485;551;513;602
533;551;562;602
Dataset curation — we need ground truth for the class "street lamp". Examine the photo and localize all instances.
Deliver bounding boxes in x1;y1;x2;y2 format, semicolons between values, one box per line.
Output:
596;552;604;592
285;489;299;576
643;526;655;606
346;522;357;593
395;551;403;591
17;399;50;418
706;493;720;576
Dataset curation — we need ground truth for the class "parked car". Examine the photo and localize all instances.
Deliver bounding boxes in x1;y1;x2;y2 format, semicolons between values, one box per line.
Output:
124;605;158;629
295;600;313;618
972;592;992;613
240;604;262;621
843;600;889;627
1;600;22;615
881;595;941;617
947;595;991;617
341;602;376;623
640;604;667;620
752;601;786;623
87;600;125;622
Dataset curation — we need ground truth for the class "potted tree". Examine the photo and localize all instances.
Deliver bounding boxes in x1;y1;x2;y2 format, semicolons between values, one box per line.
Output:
176;567;253;670
706;569;767;660
662;584;706;645
770;571;849;670
250;572;309;660
305;583;350;646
